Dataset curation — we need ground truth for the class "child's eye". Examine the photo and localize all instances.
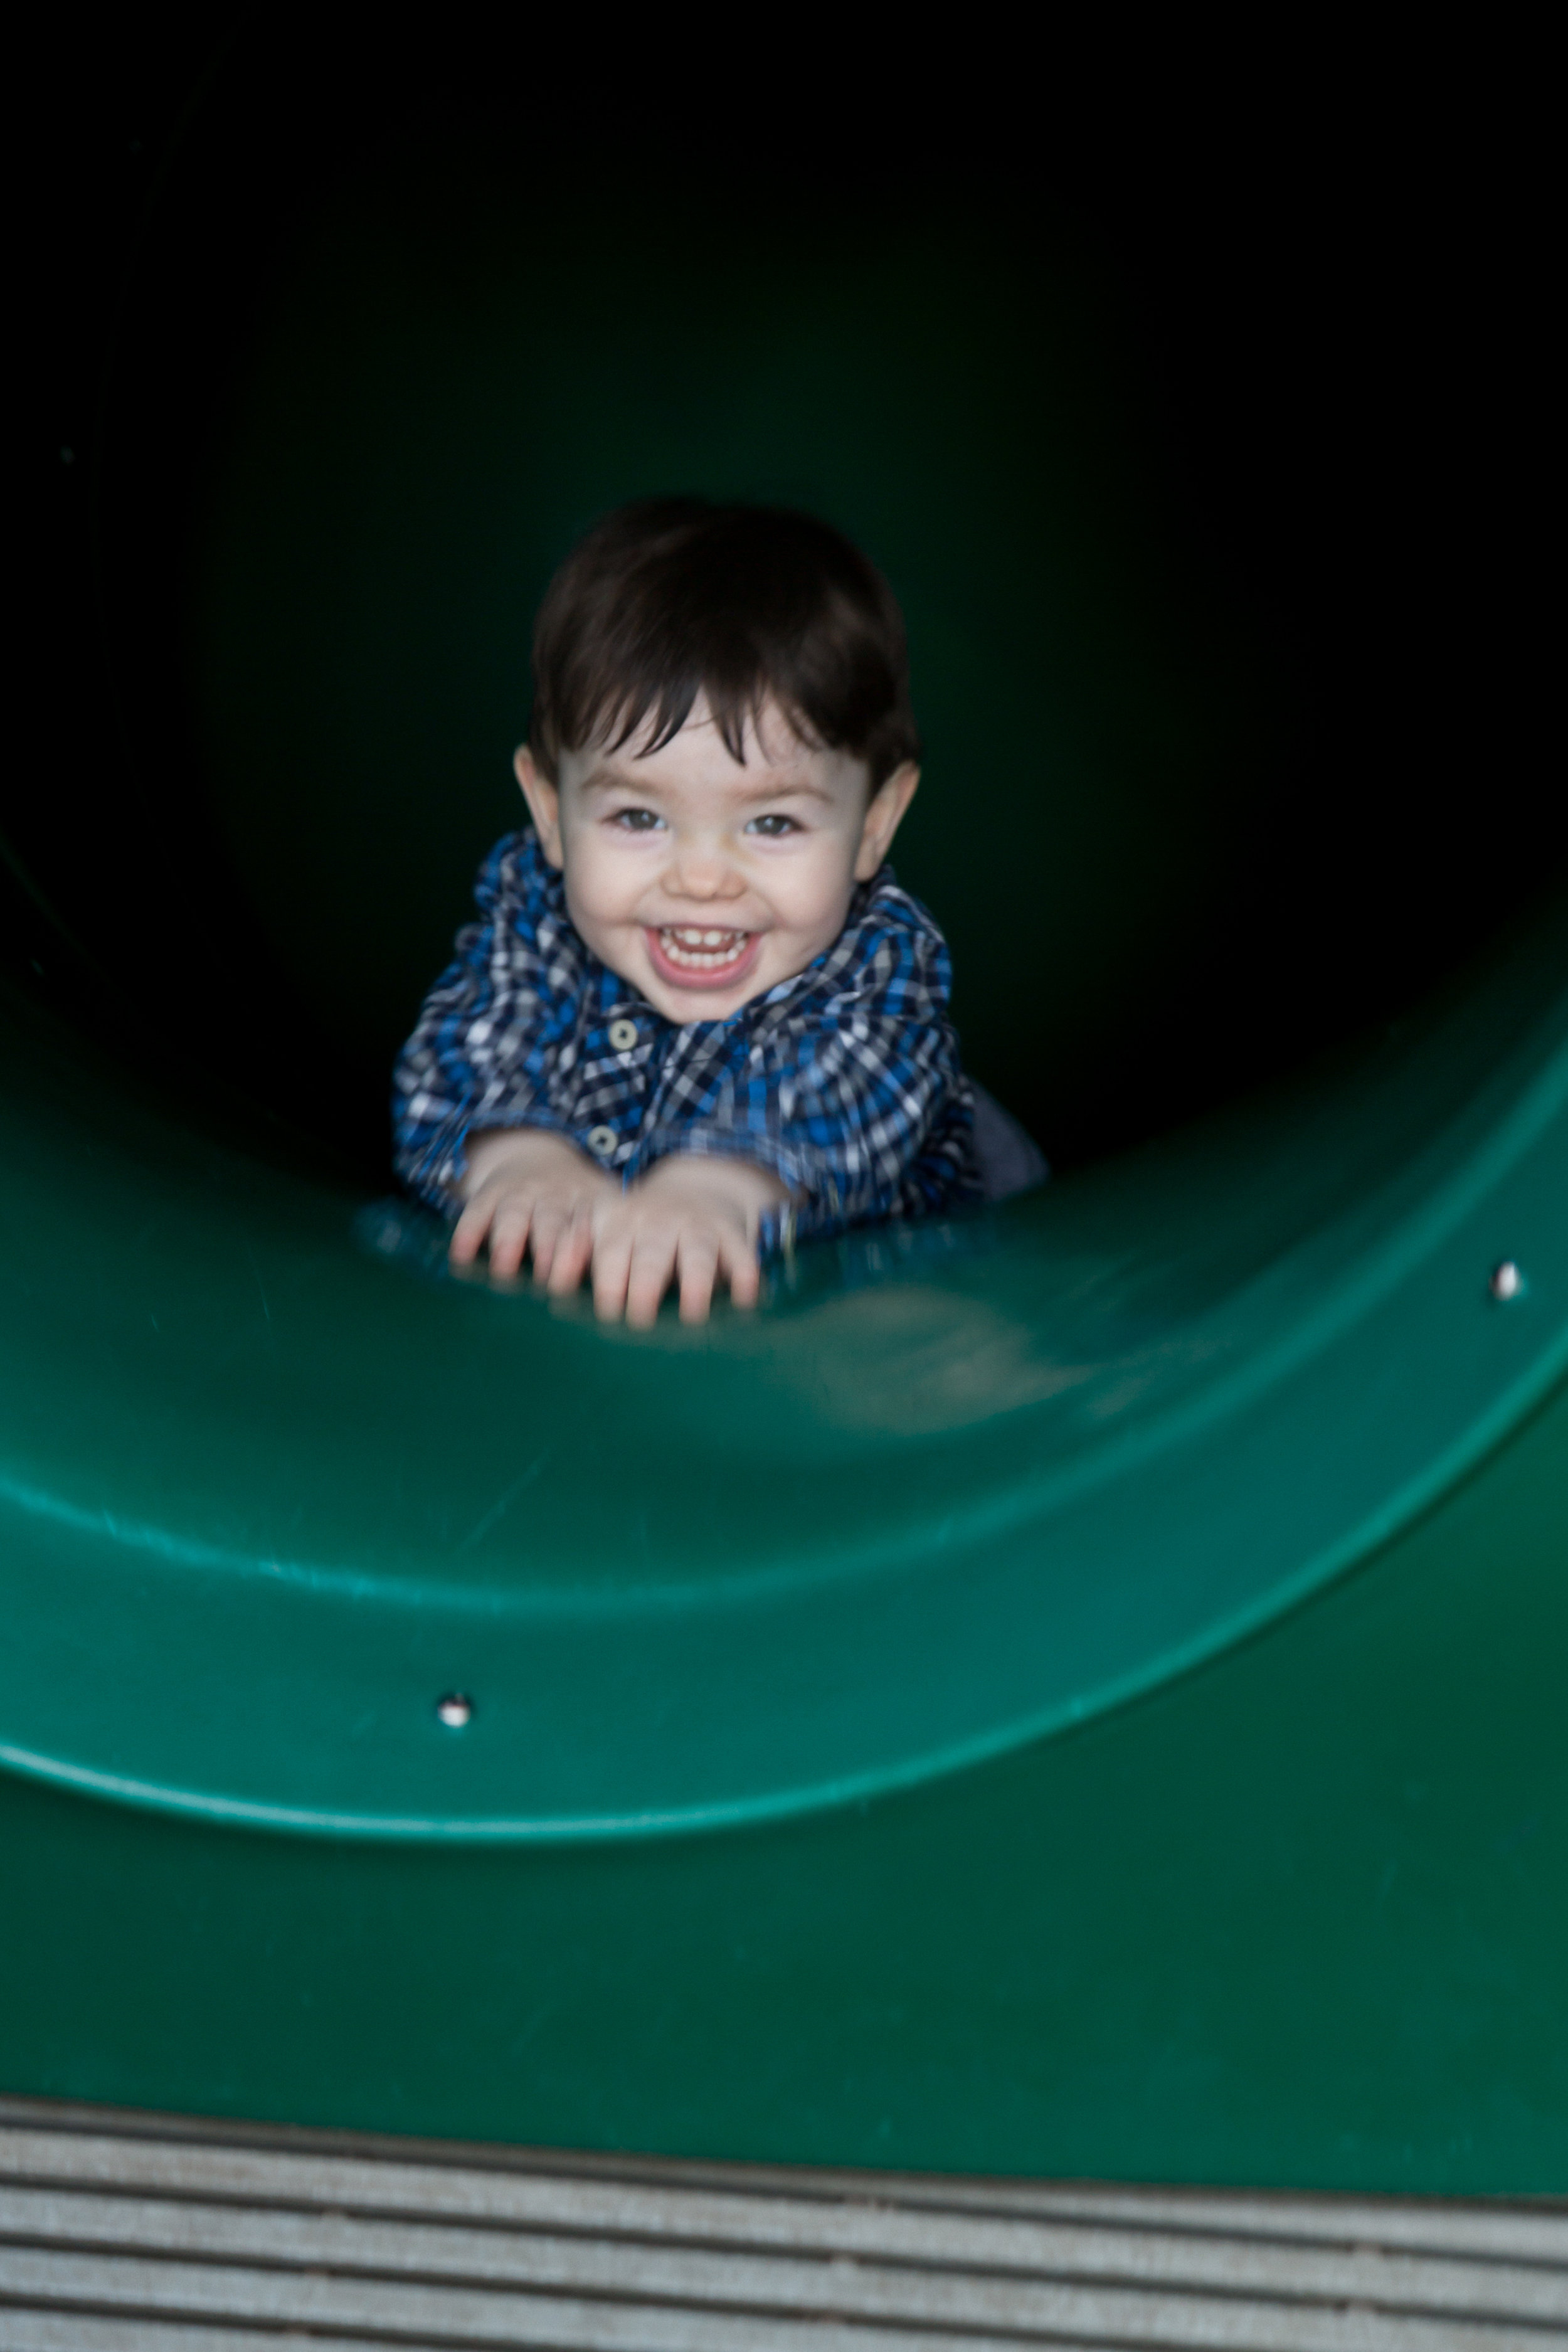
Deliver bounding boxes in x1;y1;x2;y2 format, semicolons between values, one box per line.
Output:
610;807;664;832
746;813;800;837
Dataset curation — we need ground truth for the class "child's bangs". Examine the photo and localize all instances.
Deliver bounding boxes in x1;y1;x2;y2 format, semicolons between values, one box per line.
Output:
586;668;825;771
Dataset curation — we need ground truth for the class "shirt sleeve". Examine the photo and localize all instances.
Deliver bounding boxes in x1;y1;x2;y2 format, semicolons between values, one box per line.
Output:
391;835;577;1212
642;899;976;1239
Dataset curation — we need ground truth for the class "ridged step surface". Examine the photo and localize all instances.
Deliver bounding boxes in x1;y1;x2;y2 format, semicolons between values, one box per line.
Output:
1;2099;1564;2349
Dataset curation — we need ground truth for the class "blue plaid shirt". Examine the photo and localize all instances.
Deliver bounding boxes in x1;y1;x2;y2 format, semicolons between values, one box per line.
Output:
393;829;980;1244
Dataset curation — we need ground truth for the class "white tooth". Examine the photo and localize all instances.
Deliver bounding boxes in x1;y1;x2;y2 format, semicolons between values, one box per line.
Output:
661;924;744;964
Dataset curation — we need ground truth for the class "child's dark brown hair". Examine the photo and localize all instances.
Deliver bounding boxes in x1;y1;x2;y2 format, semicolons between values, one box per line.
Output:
528;499;919;788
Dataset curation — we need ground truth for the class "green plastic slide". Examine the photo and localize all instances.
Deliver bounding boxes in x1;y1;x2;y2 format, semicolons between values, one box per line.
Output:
4;33;1564;2190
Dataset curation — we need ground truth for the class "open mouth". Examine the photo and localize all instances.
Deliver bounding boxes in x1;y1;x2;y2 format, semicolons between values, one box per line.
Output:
645;925;761;988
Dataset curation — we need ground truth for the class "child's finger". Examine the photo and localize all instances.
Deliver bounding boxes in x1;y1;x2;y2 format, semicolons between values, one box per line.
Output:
527;1197;570;1280
448;1192;497;1266
722;1231;762;1310
623;1232;678;1328
675;1234;720;1324
485;1200;534;1279
542;1202;595;1295
589;1227;637;1320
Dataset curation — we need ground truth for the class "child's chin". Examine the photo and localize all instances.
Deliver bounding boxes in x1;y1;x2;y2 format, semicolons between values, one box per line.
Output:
645;974;762;1022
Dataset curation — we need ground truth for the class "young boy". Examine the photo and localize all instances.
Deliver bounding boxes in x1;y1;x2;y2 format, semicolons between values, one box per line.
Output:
393;499;999;1327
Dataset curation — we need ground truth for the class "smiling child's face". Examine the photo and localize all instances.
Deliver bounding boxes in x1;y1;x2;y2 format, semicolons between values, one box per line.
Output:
515;697;919;1024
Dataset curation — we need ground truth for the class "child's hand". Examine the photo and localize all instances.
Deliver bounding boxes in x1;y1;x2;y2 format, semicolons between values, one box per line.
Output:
450;1128;618;1281
450;1133;787;1324
588;1154;789;1328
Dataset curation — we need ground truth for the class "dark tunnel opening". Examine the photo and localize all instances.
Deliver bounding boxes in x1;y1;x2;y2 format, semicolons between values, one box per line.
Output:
12;23;1564;1189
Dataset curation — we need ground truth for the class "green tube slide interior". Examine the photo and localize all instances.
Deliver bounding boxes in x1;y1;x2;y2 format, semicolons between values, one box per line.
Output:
5;36;1565;2190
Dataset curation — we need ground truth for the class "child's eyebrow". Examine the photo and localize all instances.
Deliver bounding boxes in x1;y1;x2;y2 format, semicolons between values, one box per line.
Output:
578;765;839;805
729;775;838;805
576;764;644;794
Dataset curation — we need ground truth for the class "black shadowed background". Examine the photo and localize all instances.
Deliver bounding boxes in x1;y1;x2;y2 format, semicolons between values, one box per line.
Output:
14;18;1561;1181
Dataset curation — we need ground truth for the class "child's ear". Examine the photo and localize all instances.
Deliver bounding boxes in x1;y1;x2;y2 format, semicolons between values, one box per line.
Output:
514;746;564;868
853;762;920;881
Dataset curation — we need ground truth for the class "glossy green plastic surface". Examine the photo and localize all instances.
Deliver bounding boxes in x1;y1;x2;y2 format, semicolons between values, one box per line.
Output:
3;913;1567;1840
3;1372;1564;2191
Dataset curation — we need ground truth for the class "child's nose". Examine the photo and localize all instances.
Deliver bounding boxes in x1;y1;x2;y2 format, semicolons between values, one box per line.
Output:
665;836;745;901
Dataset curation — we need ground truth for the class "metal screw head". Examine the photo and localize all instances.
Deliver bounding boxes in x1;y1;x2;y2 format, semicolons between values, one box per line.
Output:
1490;1261;1525;1301
435;1692;474;1729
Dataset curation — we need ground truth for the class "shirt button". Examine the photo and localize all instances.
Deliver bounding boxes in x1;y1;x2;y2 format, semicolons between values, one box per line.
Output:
586;1125;619;1160
608;1017;638;1052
